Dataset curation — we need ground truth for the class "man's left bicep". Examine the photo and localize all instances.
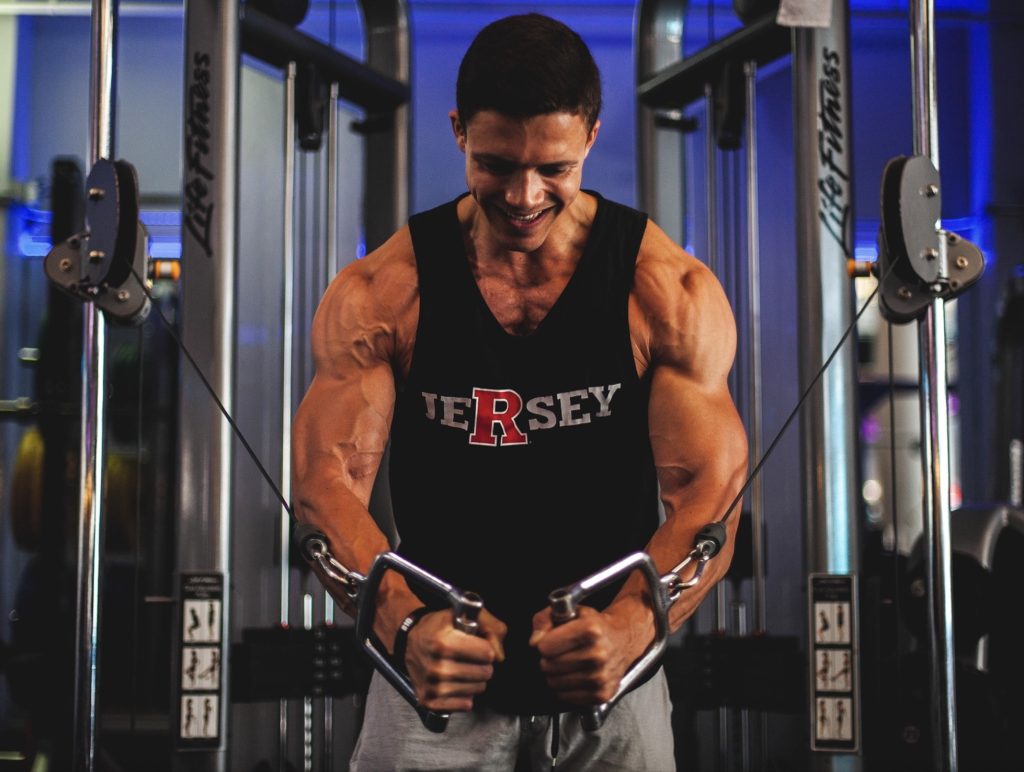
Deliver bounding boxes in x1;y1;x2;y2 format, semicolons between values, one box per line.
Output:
647;363;748;515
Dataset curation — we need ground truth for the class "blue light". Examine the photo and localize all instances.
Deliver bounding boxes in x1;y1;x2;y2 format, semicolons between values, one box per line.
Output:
9;205;182;260
854;243;877;262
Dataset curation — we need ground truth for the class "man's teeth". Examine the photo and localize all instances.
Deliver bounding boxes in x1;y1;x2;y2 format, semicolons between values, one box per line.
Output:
505;209;544;222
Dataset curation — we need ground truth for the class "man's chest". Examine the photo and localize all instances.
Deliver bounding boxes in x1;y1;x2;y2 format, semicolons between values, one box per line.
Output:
474;273;569;337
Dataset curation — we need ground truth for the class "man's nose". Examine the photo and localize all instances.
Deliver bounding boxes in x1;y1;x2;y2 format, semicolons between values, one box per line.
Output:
505;169;545;211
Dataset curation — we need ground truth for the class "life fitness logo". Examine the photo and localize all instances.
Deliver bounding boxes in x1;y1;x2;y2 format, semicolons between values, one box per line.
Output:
420;384;622;446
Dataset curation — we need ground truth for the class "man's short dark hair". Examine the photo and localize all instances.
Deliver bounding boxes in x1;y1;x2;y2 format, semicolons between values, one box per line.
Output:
456;14;602;130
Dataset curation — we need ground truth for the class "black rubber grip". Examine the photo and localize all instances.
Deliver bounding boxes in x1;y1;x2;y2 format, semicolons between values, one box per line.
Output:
293;522;327;561
697;522;727;557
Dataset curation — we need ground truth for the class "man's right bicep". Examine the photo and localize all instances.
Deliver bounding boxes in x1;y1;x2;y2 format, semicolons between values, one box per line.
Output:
292;361;395;511
295;267;399;504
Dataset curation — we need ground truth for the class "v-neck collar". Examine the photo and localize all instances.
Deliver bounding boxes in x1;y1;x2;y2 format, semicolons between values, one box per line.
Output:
449;191;606;341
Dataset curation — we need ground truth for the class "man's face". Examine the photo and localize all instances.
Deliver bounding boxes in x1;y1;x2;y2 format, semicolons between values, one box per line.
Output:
451;109;599;254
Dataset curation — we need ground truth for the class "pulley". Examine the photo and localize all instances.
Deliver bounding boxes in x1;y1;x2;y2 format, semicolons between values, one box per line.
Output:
875;154;985;323
43;158;152;325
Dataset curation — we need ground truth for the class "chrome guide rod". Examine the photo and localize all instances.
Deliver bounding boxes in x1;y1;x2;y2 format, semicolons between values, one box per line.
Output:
743;59;766;635
280;59;298;769
744;58;769;771
910;3;957;768
303;593;313;772
704;83;720;280
322;79;340;772
704;81;730;772
326;82;339;282
74;0;116;768
704;84;728;632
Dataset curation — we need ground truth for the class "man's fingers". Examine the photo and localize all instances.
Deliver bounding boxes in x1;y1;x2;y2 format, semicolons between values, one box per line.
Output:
418;695;477;712
540;665;621;706
421;626;496;664
405;609;503;713
415;658;491;712
417;678;488;711
533;617;601;658
479;608;508;661
421;659;494;684
529;607;554;645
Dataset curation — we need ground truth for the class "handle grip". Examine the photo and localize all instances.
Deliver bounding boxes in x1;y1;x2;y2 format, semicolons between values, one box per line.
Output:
355;552;483;733
547;552;669;731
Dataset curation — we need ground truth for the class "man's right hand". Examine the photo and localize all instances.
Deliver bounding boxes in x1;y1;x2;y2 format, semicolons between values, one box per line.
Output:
403;608;507;712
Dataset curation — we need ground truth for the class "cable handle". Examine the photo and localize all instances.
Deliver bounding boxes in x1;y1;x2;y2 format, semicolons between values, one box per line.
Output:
546;551;670;731
661;522;728;601
355;551;484;733
294;522;365;600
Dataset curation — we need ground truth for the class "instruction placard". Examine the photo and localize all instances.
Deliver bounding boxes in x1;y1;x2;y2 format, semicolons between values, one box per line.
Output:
177;573;224;749
809;574;859;753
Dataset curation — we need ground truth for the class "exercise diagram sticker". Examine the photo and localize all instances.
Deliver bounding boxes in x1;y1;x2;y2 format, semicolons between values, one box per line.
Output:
182;646;221;691
809;574;859;753
178;573;223;748
180;694;219;740
183;599;221;643
814;600;851;644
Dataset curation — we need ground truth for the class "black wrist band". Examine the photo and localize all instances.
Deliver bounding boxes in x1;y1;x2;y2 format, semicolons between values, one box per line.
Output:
392;606;429;671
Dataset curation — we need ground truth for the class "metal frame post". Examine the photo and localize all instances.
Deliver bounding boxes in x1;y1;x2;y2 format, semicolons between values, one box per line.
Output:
176;0;239;768
792;0;862;764
357;0;411;546
909;1;958;769
636;0;689;242
359;0;410;250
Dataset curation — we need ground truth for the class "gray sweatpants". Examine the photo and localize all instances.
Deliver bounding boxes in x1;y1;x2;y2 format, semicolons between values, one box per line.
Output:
349;668;676;771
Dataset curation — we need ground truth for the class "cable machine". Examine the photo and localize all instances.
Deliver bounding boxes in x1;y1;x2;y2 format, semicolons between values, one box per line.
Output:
35;1;410;769
636;1;985;770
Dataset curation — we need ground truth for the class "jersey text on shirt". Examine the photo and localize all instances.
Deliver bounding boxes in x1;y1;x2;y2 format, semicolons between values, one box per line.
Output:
419;384;622;446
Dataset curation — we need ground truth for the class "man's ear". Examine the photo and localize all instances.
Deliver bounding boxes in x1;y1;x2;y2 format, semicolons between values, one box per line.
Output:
449;109;467;152
583;119;601;158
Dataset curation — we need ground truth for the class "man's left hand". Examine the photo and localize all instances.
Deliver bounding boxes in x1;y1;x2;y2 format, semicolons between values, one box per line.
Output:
529;600;654;706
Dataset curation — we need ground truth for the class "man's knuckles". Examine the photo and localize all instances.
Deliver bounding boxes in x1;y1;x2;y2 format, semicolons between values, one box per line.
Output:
422;661;493;683
420;631;492;661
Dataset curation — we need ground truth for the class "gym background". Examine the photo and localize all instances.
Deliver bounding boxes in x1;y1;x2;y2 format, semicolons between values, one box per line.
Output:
0;1;1022;770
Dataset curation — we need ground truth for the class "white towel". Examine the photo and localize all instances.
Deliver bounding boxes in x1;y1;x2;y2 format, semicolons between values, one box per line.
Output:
776;0;833;28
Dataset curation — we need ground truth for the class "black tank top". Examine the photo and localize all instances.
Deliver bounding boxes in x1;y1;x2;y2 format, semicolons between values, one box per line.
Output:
389;191;661;714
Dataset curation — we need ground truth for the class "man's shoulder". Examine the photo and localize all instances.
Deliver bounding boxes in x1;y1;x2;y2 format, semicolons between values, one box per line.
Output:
316;227;419;335
633;219;714;305
336;226;417;295
313;226;419;365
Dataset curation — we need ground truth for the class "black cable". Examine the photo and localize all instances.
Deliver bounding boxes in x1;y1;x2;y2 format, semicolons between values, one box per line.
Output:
716;254;903;527
127;265;293;517
121;236;905;540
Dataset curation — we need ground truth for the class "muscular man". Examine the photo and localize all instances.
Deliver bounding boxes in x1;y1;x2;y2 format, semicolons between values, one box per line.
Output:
292;13;747;771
